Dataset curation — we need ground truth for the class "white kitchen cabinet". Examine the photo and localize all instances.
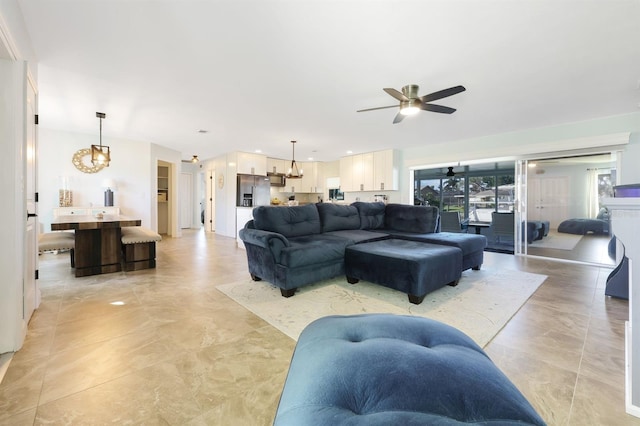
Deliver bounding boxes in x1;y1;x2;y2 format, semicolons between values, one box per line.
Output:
267;157;288;175
300;162;322;193
236;207;254;249
340;149;398;192
282;161;324;193
340;156;354;192
373;149;399;191
237;152;267;175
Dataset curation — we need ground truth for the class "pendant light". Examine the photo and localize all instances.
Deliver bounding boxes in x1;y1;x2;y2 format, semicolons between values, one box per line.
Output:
446;167;455;177
91;112;110;167
286;140;303;179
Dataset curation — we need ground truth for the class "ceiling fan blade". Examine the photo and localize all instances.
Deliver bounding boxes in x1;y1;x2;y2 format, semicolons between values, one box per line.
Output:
420;103;457;114
357;105;399;112
383;88;409;102
392;112;406;124
420;85;466;103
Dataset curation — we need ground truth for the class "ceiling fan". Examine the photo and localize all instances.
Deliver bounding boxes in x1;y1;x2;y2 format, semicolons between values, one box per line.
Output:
357;84;466;124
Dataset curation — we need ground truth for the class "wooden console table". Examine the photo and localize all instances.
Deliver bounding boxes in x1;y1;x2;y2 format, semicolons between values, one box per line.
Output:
51;215;141;277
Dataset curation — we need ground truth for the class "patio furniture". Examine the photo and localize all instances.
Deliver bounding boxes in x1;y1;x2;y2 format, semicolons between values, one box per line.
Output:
491;212;515;244
439;211;469;233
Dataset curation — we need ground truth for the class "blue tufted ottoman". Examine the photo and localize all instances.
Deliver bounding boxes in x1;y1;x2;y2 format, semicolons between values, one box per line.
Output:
274;314;546;425
345;239;462;304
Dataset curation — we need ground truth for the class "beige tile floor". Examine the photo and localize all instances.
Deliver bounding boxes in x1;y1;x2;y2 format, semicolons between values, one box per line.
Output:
0;229;638;425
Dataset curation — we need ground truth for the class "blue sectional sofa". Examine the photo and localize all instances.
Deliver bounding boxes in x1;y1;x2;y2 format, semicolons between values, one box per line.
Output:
239;202;487;301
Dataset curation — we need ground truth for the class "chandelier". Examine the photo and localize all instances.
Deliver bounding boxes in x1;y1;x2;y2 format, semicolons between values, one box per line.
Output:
286;140;303;179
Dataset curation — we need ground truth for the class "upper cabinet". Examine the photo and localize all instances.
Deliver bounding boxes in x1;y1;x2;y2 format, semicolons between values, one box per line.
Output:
237;152;267;175
281;161;324;193
300;161;324;193
340;149;399;192
373;149;399;191
267;157;288;175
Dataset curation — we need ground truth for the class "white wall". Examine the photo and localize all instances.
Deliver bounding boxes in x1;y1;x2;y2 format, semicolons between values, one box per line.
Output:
621;132;640;184
211;153;239;238
38;128;153;232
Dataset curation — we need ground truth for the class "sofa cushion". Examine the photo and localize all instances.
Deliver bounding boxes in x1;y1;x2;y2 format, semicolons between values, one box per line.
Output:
253;204;321;238
383;204;439;234
396;231;488;254
352;201;386;229
316;203;361;232
281;235;351;268
323;229;390;244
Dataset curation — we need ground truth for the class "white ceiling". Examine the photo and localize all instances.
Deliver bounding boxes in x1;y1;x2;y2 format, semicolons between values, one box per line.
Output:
16;0;640;163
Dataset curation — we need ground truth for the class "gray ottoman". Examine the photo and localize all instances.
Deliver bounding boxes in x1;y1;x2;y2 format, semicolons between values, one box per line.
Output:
345;239;462;304
274;314;546;425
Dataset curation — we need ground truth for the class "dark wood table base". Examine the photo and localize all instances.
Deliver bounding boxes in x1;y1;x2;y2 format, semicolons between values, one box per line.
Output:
74;227;122;277
51;215;141;277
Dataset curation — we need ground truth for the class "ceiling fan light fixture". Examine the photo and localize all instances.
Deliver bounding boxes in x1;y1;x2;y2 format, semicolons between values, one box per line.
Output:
400;99;421;116
91;112;110;167
286;140;304;179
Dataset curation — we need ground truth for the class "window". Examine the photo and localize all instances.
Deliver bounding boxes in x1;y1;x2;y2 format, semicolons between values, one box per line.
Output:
414;164;515;224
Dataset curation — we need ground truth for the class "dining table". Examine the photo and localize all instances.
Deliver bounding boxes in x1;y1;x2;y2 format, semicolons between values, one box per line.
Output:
51;214;141;277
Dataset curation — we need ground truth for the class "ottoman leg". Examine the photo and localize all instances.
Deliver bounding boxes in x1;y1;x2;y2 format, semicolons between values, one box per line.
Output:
408;293;426;305
472;265;481;271
347;276;359;284
280;288;296;298
448;279;460;287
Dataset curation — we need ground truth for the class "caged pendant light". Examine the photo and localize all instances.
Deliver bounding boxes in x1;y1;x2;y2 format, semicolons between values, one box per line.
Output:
91;112;110;167
286;140;303;179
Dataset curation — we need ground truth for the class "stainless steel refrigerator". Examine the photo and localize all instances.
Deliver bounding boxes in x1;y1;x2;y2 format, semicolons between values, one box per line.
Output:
236;174;270;207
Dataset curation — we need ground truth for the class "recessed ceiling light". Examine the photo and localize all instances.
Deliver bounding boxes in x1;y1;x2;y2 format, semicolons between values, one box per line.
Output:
255;149;262;153
347;150;353;154
110;301;125;306
197;129;208;134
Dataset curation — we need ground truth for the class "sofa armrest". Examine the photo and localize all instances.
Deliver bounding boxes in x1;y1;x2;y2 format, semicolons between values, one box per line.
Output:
239;227;290;261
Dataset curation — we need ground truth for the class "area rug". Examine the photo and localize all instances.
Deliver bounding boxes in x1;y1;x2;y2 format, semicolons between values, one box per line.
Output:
529;231;582;250
216;268;547;347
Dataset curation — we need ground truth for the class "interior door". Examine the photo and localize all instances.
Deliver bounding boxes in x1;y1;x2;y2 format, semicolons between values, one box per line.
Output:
24;76;39;321
208;169;216;232
179;172;192;229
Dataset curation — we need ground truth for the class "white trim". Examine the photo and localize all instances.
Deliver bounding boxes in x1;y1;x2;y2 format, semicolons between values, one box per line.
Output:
408;132;631;171
0;10;18;60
